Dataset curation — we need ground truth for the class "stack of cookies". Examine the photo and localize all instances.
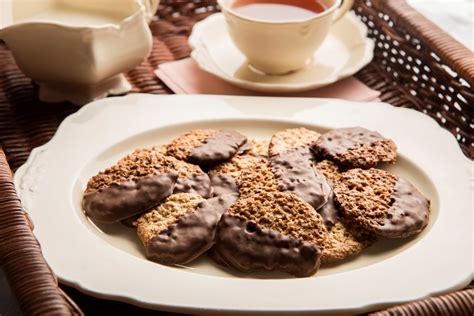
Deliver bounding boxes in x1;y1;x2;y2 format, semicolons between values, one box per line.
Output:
83;127;431;277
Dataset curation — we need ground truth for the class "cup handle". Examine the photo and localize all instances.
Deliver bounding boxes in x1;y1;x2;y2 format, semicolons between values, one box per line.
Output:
332;0;354;23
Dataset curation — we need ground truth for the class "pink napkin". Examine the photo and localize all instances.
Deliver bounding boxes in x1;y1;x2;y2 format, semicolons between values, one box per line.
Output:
155;58;380;101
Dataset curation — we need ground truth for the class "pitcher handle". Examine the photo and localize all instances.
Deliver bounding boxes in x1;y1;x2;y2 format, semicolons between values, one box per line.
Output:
332;0;354;23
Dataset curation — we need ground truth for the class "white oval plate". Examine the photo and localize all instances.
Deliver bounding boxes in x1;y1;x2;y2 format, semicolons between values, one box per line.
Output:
188;13;374;93
14;94;472;314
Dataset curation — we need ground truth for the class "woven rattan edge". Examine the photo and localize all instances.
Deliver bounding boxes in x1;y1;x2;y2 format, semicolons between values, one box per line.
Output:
379;0;474;86
370;288;474;315
354;0;473;159
0;147;83;315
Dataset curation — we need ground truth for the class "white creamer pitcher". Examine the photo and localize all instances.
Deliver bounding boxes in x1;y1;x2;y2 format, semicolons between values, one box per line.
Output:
0;0;156;105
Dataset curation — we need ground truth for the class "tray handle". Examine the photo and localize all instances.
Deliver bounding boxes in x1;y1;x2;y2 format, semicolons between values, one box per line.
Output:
0;148;83;315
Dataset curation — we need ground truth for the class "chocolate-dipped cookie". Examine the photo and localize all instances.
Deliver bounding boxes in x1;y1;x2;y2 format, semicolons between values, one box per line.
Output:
136;193;236;265
212;191;328;277
269;127;321;156
83;147;211;223
312;127;397;169
333;168;430;238
314;159;344;183
166;129;247;166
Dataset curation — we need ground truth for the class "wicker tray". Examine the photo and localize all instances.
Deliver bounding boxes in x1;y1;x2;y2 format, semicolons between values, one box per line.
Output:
0;0;472;315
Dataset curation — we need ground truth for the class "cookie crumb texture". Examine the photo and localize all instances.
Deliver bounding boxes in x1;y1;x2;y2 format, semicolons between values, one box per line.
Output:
321;221;375;263
314;160;343;183
238;158;279;197
211;154;263;179
314;127;397;169
334;168;430;238
269;127;321;156
247;139;270;157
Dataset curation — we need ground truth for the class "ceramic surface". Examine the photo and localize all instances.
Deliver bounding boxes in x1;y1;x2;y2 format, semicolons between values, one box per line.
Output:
189;12;374;93
14;94;472;314
140;0;160;22
0;0;153;105
218;0;353;74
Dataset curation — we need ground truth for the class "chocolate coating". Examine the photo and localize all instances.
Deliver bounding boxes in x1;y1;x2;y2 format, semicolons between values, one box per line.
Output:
318;190;339;230
314;127;385;156
213;214;321;277
146;194;237;264
83;171;178;223
381;177;430;238
237;141;253;155
173;174;212;198
207;246;231;268
210;173;240;196
189;130;247;165
120;213;142;228
270;148;331;211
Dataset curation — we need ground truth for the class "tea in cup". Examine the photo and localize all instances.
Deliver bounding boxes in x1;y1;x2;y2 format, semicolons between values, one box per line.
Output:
218;0;354;75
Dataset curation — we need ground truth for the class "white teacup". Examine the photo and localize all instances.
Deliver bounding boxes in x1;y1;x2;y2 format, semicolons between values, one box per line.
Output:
218;0;354;75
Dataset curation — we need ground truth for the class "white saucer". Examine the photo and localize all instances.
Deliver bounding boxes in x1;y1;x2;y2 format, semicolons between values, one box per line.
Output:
189;12;374;93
